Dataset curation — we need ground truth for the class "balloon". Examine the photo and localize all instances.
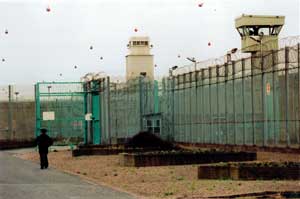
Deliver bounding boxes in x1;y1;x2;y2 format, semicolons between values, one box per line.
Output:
134;28;138;32
177;55;181;58
90;46;93;50
208;42;212;46
198;3;204;7
59;73;62;76
5;29;8;34
74;66;77;69
46;6;51;12
100;57;103;60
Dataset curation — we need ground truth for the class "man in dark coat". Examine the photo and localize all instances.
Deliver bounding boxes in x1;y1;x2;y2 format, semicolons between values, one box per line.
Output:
35;128;53;169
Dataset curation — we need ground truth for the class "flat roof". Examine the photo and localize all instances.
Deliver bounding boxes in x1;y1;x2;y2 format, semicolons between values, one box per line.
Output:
235;14;285;28
129;36;150;41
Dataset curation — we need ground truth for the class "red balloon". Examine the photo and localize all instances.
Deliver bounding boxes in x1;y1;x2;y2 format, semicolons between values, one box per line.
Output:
198;3;204;7
46;6;51;12
134;28;138;32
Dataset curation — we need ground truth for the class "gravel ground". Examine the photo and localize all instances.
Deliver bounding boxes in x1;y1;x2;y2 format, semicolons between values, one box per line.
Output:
16;150;300;199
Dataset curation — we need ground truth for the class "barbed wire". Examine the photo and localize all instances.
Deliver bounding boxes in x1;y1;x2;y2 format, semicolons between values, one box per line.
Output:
173;36;300;76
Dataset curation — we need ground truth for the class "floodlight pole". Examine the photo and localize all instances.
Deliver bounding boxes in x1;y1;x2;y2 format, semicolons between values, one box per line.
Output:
186;57;197;72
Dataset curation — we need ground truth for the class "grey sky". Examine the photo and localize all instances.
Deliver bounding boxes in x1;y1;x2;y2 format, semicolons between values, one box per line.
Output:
0;0;299;84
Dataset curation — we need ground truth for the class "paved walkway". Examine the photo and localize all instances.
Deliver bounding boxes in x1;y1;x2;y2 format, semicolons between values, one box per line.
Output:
0;151;136;199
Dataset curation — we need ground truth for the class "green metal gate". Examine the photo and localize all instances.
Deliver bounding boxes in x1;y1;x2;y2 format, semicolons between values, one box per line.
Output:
35;82;86;144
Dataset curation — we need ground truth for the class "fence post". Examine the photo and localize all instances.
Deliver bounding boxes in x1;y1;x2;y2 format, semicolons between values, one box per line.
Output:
34;84;40;138
262;49;267;147
232;61;236;145
285;46;290;147
272;50;276;146
189;72;193;143
195;70;199;143
251;56;256;146
224;63;228;145
201;69;205;143
171;76;175;140
209;68;212;144
298;43;300;148
107;77;111;145
139;77;143;133
216;65;220;144
183;73;187;142
242;59;246;145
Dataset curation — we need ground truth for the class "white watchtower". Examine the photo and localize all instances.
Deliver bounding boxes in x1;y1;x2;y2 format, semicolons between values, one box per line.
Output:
126;36;154;81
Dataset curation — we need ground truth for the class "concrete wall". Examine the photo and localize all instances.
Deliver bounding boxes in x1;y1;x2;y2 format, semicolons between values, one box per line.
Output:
0;101;35;141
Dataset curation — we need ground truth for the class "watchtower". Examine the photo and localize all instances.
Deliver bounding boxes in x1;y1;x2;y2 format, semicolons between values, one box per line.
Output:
126;36;154;81
235;14;285;54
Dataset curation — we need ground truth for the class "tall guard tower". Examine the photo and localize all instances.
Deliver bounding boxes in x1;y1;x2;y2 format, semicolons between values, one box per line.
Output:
126;36;154;81
235;14;285;146
235;14;285;54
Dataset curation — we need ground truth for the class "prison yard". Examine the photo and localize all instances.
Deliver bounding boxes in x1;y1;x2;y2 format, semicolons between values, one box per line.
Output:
1;9;300;199
15;148;300;199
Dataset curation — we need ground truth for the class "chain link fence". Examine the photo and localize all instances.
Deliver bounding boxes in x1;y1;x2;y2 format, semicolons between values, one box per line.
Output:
161;43;300;148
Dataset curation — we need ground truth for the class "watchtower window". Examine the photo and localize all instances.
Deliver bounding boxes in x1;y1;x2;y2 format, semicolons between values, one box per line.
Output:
145;41;148;45
133;41;137;45
238;26;280;37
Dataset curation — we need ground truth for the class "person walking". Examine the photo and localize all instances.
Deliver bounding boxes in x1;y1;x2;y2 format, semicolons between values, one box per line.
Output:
35;128;53;169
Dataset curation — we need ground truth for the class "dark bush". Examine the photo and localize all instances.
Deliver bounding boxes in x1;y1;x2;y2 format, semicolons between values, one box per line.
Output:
125;131;178;150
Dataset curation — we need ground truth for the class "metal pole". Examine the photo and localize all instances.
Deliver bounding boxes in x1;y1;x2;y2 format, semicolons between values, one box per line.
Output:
285;47;290;147
216;65;220;144
8;85;13;137
272;50;277;146
139;76;143;132
261;41;267;147
189;72;192;143
107;77;111;145
232;61;236;145
209;68;212;143
251;56;256;145
201;70;205;143
298;43;300;148
195;71;199;143
242;59;246;145
171;76;175;140
34;84;41;138
183;74;186;142
224;64;228;144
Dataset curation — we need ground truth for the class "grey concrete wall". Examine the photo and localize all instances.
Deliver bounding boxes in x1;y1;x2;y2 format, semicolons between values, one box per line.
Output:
0;101;35;140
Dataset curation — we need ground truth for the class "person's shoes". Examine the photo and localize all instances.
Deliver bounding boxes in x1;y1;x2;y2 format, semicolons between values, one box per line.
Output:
40;167;44;170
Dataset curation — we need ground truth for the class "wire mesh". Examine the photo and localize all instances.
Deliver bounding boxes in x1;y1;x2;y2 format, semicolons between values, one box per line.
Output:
35;82;85;143
161;44;300;148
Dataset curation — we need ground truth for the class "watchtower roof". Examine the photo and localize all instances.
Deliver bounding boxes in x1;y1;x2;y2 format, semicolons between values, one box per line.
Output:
235;14;285;28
